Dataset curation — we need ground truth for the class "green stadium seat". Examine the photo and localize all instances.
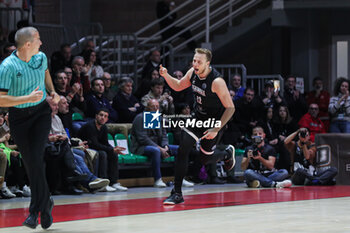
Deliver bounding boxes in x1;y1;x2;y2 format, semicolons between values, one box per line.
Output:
235;149;245;156
108;133;115;147
116;134;149;164
72;112;84;121
167;132;174;145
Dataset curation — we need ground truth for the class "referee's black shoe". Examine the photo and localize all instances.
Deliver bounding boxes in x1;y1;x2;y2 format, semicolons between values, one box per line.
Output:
224;145;235;171
41;197;54;229
163;189;184;205
23;213;38;229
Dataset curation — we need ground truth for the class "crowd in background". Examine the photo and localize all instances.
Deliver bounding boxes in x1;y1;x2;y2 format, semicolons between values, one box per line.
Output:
0;23;345;198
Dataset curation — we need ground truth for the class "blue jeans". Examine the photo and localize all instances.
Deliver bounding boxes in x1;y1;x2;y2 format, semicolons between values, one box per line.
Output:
244;169;289;187
329;120;350;133
73;149;97;187
292;167;338;185
73;148;99;177
72;121;87;136
143;145;179;180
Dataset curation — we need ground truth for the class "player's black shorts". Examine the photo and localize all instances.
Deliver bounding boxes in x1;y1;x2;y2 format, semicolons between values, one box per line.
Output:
182;126;224;155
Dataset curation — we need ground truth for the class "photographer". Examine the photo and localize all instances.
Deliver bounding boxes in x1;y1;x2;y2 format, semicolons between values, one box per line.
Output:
284;128;338;185
241;126;292;188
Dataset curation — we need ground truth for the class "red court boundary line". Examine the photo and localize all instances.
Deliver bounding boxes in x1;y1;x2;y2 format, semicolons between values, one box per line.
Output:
1;185;350;228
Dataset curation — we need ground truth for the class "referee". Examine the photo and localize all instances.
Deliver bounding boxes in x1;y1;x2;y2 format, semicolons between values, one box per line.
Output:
0;27;59;229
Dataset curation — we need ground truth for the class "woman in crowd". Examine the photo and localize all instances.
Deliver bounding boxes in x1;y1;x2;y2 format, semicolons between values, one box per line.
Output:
328;77;350;133
273;105;298;171
82;49;104;82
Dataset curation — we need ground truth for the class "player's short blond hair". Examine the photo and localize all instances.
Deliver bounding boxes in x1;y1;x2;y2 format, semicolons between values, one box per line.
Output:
195;48;212;62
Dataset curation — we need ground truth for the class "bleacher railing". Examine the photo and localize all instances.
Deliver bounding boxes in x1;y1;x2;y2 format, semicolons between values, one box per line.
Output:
100;33;138;80
69;23;103;59
28;22;103;69
0;7;29;34
213;64;247;85
31;23;68;59
135;0;262;52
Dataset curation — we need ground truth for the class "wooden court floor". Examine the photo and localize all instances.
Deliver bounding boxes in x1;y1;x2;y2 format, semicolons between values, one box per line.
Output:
0;183;349;232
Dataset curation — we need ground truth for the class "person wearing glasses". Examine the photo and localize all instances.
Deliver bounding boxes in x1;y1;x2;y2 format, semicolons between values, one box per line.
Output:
0;27;59;229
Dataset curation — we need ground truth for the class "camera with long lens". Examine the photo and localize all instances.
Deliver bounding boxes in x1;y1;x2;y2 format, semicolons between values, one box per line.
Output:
251;136;263;157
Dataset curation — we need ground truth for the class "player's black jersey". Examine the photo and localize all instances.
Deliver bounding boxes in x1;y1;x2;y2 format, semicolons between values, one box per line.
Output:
190;67;225;120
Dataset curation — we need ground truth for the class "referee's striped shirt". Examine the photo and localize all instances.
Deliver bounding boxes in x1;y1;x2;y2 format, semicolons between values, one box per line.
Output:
0;51;47;108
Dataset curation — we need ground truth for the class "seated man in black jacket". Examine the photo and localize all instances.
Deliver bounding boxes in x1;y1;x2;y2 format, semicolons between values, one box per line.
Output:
130;99;179;188
78;108;127;192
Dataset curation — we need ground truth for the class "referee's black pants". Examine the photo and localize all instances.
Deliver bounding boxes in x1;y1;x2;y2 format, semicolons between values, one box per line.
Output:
9;101;52;215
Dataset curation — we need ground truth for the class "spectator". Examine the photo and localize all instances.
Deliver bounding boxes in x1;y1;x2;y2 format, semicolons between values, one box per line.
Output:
0;43;16;63
273;105;298;142
85;78;118;123
53;70;69;96
64;67;73;90
57;95;86;138
142;49;161;81
156;0;197;50
141;78;175;115
82;49;104;82
4;147;31;198
112;77;143;123
328;77;350;133
70;56;90;96
130;99;179;187
53;70;86;115
136;51;162;99
258;80;284;112
0;112;30;197
78;108;127;192
273;105;298;171
0;135;16;198
57;96;73;135
298;103;326;142
306;77;330;131
284;128;338;185
233;87;260;139
241;126;292;188
151;69;160;79
229;74;245;101
257;107;279;148
50;43;73;74
46;101;88;195
102;72;117;104
284;75;308;122
49;101;110;193
171;70;194;109
80;39;96;55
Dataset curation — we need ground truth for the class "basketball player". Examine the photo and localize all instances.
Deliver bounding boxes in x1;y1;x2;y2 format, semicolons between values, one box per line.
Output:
159;48;235;204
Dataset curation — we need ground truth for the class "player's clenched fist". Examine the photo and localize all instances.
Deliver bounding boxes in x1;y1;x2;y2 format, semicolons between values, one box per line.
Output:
159;64;168;77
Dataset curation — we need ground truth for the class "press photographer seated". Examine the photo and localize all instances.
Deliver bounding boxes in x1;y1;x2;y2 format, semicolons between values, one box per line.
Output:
241;126;292;188
284;128;338;185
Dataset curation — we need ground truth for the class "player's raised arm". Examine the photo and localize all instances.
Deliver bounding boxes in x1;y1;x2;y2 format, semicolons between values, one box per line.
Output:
159;64;192;92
